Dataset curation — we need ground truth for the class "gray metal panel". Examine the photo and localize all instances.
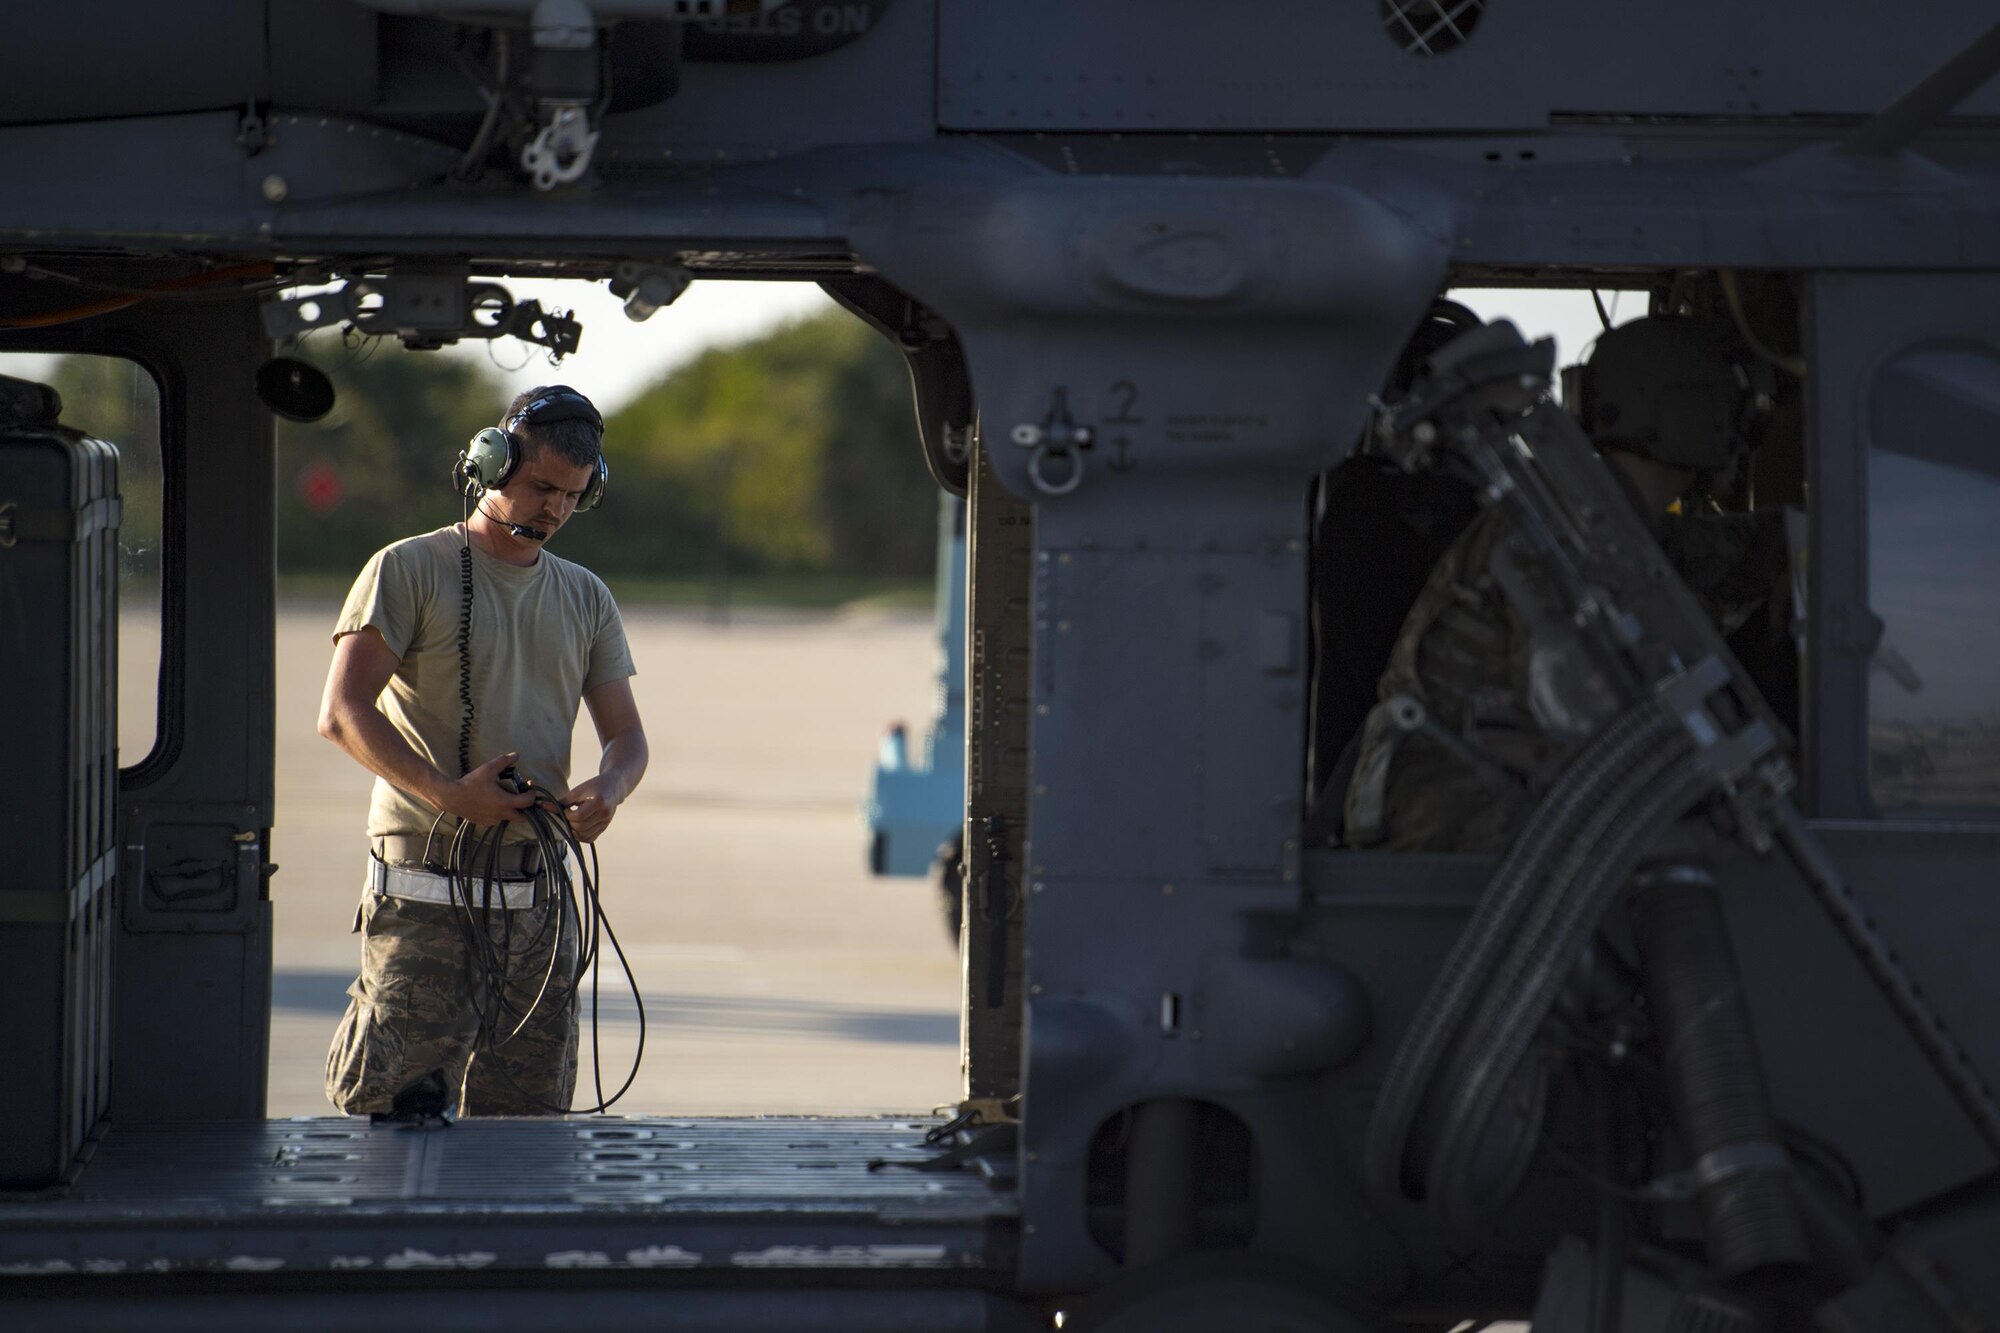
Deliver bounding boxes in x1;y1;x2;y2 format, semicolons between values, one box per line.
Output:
1032;546;1301;880
110;921;270;1121
0;112;261;245
849;172;1453;1290
10;109;2000;282
0;2;265;125
1724;825;2000;1214
268;0;382;112
604;0;935;157
1902;1184;2000;1324
1037;549;1206;881
1345;138;2000;273
0;1118;1016;1276
937;2;2000;131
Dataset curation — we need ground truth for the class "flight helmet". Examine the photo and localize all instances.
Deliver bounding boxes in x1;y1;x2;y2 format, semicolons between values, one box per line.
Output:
1567;315;1752;472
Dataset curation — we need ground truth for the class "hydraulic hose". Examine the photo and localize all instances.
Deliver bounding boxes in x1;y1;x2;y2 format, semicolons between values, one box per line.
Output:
1635;864;1810;1280
1364;699;1678;1202
1421;737;1708;1230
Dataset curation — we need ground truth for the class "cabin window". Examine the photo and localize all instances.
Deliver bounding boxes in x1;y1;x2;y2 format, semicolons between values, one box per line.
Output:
0;353;163;768
1866;344;2000;813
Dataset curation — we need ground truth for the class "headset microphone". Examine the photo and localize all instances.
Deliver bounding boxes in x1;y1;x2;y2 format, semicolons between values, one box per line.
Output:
474;502;549;542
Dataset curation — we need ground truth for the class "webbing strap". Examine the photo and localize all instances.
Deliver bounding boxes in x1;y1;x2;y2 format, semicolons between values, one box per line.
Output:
0;848;116;924
369;856;545;910
0;496;122;548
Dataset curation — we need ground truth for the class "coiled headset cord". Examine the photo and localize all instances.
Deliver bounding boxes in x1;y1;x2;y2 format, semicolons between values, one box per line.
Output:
457;536;476;778
438;792;647;1115
433;514;646;1114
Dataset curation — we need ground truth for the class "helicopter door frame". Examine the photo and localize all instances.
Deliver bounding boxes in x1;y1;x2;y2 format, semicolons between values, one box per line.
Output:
0;296;276;1123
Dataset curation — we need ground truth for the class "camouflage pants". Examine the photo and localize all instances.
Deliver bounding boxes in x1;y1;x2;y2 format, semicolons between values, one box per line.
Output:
325;883;580;1117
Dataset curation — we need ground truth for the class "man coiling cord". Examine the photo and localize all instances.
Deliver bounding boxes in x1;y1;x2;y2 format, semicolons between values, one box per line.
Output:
318;386;649;1119
428;759;647;1115
436;422;647;1113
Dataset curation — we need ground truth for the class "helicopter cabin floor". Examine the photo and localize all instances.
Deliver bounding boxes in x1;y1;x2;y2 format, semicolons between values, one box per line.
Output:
0;1116;1018;1282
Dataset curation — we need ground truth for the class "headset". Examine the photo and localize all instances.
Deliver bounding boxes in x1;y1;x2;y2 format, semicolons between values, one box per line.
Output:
452;385;609;515
1560;316;1776;476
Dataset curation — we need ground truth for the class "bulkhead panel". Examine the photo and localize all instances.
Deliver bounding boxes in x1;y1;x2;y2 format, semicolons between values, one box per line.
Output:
937;1;2000;132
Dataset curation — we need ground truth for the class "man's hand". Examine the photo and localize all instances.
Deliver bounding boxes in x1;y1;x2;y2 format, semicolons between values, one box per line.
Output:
323;628;537;828
560;774;623;843
571;677;649;845
437;752;539;829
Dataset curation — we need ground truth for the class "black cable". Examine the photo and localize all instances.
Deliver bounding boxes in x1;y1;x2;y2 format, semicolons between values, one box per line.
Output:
512;798;646;1113
457;515;476;779
13;259;288;302
1588;1059;1629;1333
437;791;645;1115
452;36;510;183
1590;289;1613;331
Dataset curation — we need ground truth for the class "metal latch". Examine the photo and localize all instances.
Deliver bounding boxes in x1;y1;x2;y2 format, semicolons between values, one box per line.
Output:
1012;388;1095;496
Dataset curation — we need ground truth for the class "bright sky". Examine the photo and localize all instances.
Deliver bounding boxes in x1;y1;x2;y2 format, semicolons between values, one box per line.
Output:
1454;286;1642;390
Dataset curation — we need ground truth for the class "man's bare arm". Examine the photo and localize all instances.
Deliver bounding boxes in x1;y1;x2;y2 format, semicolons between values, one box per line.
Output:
564;677;649;842
316;626;535;828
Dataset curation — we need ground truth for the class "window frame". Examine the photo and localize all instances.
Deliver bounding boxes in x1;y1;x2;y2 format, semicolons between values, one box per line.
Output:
0;334;180;782
1806;273;2000;827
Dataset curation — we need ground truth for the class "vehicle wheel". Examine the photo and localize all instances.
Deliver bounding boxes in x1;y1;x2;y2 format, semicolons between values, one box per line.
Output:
934;830;965;945
1062;1253;1392;1333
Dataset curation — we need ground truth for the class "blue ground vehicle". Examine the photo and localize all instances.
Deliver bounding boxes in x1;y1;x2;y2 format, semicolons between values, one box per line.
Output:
863;492;967;929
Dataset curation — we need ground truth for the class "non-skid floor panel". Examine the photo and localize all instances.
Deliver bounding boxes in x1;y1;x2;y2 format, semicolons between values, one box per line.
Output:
0;1117;1016;1277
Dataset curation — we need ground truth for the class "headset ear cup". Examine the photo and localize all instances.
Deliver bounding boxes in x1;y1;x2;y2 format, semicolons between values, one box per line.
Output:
458;427;519;497
581;454;608;511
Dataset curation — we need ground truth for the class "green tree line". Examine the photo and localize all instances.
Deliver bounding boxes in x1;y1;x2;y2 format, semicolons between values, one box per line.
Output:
33;308;940;588
16;354;162;580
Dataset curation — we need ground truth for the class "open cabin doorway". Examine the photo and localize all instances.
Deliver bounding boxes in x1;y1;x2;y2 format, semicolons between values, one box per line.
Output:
264;276;964;1118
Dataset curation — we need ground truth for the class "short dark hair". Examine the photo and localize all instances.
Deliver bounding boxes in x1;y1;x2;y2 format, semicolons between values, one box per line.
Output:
505;385;603;470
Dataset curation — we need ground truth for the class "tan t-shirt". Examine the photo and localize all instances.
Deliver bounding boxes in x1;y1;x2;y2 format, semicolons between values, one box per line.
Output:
334;524;636;843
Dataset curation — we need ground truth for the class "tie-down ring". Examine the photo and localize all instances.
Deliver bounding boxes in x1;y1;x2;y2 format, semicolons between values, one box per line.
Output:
1027;445;1085;496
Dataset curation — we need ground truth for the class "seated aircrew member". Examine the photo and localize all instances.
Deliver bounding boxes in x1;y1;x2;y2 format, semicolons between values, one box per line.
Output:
1343;316;1787;853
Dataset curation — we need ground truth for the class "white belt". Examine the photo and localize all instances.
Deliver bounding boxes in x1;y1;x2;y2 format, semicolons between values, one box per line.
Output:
368;854;553;911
